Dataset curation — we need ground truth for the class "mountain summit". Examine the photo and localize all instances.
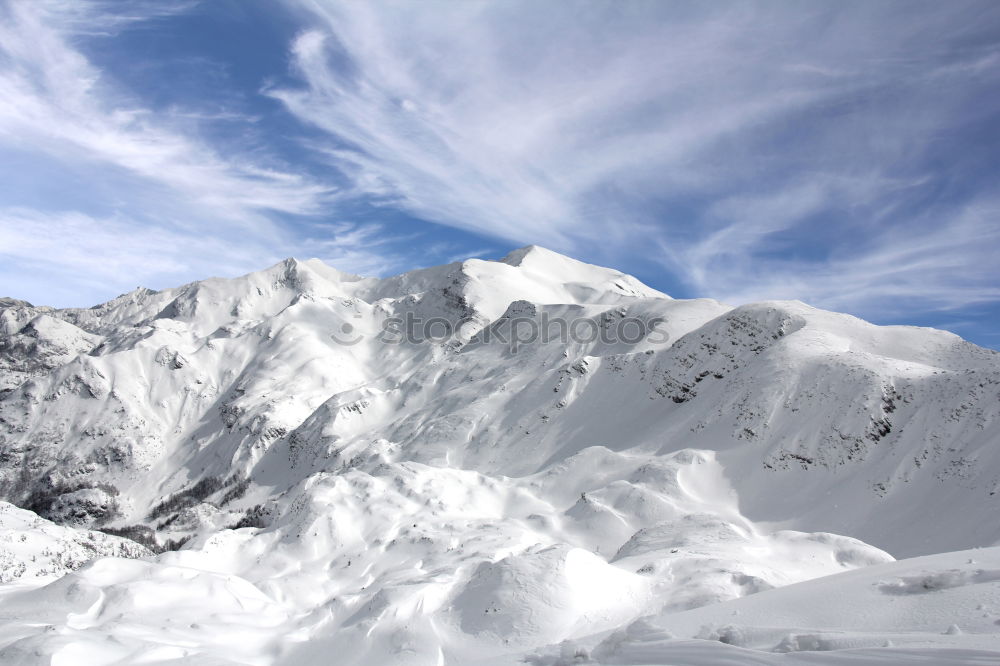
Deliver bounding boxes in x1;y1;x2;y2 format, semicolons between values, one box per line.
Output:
1;249;998;664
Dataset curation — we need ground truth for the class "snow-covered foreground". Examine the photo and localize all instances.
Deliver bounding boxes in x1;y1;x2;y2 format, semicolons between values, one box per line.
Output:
520;546;1000;665
2;543;999;665
0;247;998;663
0;449;897;664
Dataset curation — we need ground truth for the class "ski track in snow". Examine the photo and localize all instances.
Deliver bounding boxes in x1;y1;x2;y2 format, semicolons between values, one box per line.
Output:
0;246;998;664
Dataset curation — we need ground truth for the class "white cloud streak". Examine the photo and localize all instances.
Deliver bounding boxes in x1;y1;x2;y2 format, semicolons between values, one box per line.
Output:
0;0;397;306
0;1;333;223
273;2;836;246
677;197;1000;316
0;207;399;308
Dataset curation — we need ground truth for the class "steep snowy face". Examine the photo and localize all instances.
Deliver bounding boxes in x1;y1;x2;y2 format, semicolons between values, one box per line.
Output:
0;247;673;529
0;310;101;390
362;245;668;339
0;247;998;665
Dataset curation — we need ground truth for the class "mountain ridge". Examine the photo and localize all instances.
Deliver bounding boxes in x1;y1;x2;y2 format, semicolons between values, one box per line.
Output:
0;247;998;664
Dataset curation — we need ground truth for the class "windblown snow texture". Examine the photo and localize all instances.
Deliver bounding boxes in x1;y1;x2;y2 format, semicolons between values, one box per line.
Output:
0;246;998;664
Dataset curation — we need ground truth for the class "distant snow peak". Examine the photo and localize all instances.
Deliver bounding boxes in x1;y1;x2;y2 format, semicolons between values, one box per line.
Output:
499;244;562;266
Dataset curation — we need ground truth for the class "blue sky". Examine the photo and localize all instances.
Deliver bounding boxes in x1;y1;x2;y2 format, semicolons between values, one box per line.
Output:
1;1;999;348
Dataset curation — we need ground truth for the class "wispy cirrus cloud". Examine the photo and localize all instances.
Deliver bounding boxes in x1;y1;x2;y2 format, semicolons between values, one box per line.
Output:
273;0;1000;325
0;206;399;307
0;0;401;306
675;196;1000;316
271;2;836;248
0;1;328;223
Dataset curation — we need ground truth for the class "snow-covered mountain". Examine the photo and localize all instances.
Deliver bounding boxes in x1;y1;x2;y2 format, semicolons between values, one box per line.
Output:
0;246;998;664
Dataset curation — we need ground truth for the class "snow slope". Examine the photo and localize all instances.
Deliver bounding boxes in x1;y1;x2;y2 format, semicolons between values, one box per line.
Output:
0;501;148;585
520;546;1000;665
0;246;998;664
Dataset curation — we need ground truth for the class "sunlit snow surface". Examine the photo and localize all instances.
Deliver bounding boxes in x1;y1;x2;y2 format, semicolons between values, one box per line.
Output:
0;247;998;664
